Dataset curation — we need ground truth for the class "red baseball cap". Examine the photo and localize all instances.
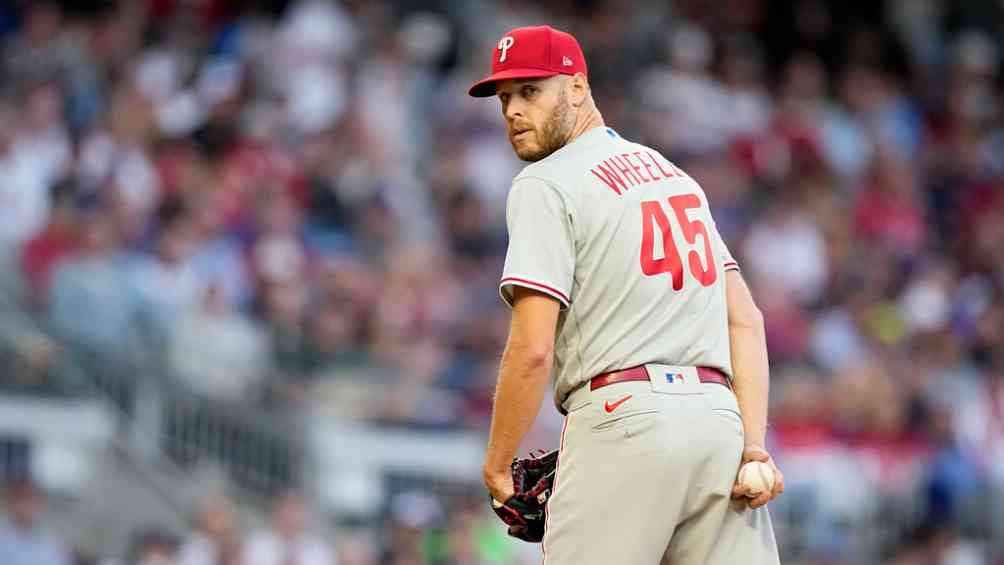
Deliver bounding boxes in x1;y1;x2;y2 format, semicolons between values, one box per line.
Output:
468;25;587;98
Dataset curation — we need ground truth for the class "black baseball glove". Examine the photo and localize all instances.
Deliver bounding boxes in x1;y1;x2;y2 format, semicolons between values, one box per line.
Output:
490;449;558;543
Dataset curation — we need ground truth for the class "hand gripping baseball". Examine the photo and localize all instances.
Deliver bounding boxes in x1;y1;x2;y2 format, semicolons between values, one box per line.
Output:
731;444;785;508
490;449;558;542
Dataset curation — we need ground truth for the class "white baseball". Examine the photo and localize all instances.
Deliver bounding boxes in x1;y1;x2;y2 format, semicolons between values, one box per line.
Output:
738;461;775;497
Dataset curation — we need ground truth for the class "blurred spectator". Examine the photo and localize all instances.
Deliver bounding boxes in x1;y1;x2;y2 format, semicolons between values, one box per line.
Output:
1;1;79;84
743;201;828;305
0;478;73;565
243;491;335;565
382;490;442;565
334;532;377;565
636;22;733;154
187;188;253;311
273;0;354;135
250;191;309;288
77;86;160;215
889;523;985;565
303;301;366;371
853;152;928;255
128;201;204;347
0;98;57;247
179;495;239;565
440;495;521;565
0;311;63;393
169;284;272;402
262;280;311;383
104;528;180;565
48;210;136;356
442;190;500;262
20;183;77;307
923;405;983;527
19;81;71;184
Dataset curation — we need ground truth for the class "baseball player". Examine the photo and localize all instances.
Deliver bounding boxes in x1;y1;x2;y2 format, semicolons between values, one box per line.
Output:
471;25;783;564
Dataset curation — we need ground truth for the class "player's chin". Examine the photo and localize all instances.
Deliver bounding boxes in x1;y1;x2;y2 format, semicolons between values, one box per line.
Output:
512;140;546;162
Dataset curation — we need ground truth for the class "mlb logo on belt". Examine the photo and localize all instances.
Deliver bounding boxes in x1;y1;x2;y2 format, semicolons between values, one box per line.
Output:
665;372;685;384
649;365;701;394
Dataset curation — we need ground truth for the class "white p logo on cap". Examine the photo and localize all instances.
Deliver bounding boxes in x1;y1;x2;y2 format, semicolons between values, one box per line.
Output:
498;36;515;63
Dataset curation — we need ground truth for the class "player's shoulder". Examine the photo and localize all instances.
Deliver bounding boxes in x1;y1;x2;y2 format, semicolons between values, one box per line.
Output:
511;161;572;201
513;156;568;186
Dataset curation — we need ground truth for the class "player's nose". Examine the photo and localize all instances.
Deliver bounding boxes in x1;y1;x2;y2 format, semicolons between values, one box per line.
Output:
504;97;526;121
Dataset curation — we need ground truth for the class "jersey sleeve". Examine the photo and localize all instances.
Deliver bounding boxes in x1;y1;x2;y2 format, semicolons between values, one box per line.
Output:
499;177;575;309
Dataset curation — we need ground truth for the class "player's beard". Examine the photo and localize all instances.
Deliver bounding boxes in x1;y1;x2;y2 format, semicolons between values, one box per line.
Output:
513;90;572;162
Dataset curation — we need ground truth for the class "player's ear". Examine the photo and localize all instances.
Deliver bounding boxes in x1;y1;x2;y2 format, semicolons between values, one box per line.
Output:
567;73;588;107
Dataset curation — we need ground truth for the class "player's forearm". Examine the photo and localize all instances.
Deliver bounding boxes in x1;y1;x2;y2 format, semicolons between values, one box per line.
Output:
724;271;771;448
728;314;770;448
483;340;553;479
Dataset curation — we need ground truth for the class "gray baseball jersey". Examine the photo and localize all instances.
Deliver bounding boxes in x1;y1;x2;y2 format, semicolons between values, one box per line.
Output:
500;126;740;408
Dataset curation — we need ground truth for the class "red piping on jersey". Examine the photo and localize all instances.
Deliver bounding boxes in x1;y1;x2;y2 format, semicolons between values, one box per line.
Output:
724;261;739;271
500;277;571;306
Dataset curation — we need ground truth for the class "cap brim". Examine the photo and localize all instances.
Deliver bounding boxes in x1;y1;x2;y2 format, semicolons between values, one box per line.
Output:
468;68;560;97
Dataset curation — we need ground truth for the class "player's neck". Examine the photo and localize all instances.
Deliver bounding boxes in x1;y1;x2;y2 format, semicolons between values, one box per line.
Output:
565;106;605;146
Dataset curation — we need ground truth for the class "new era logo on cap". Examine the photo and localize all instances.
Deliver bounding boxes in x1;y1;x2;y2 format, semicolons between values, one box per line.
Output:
468;25;588;97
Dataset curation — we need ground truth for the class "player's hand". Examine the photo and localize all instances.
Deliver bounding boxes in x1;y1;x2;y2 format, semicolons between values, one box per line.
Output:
484;466;515;504
731;444;784;509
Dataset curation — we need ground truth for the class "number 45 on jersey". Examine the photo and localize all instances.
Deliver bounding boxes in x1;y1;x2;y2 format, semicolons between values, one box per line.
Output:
640;193;718;290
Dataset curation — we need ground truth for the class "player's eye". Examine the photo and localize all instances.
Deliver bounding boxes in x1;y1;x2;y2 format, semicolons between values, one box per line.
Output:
521;85;537;98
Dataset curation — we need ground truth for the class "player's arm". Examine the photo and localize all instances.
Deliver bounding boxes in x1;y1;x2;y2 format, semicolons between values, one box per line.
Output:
726;270;769;447
725;269;784;507
483;287;561;502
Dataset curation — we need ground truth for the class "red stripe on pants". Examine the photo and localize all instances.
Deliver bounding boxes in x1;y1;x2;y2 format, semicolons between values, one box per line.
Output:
542;415;569;563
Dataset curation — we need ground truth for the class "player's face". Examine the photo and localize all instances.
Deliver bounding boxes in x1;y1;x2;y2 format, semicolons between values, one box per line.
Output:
497;77;573;162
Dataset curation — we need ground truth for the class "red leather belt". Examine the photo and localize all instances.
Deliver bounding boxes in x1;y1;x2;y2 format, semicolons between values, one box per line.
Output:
590;365;730;391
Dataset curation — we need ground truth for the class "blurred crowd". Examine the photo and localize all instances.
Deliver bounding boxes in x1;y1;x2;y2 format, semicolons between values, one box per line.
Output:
0;477;534;565
0;0;1003;563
